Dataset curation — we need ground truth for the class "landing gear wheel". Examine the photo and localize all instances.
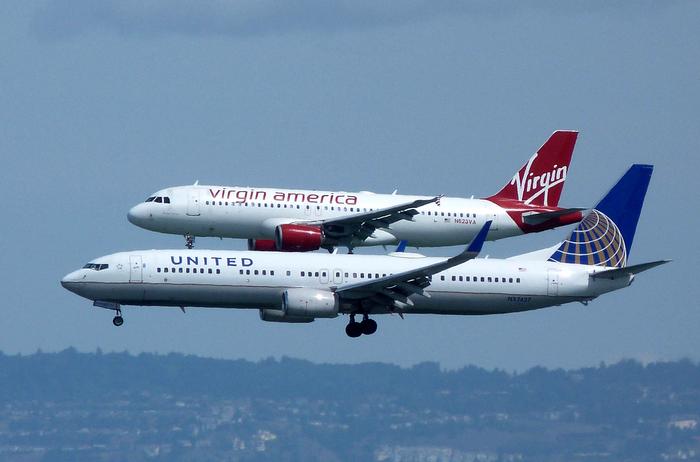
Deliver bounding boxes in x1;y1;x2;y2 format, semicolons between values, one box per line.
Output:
360;318;377;335
185;234;195;249
112;316;124;327
345;315;362;338
345;322;362;338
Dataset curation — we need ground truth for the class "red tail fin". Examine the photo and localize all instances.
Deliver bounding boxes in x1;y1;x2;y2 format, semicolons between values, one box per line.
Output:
487;130;578;207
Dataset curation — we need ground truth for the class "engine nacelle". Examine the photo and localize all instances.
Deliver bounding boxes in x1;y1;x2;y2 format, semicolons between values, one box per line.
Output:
259;309;314;323
283;288;338;318
248;239;277;251
275;224;322;252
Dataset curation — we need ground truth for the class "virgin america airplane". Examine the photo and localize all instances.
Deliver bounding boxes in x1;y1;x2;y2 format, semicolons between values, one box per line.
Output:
63;165;667;337
127;131;583;252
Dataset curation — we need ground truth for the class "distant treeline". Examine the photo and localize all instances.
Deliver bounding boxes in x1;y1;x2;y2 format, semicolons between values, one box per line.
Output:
1;349;697;422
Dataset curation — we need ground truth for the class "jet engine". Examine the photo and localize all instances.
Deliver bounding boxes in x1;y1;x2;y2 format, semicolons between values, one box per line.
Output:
274;224;323;252
282;288;338;318
247;239;277;251
259;309;314;323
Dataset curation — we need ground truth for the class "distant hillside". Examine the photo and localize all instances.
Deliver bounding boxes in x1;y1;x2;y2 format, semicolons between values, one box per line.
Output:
0;350;698;462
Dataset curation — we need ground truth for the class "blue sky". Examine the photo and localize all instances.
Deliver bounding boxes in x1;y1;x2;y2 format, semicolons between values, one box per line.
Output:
1;1;697;370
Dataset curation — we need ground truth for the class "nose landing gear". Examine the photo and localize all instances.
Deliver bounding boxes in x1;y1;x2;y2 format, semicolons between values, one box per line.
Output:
112;309;124;327
185;234;195;249
345;314;377;338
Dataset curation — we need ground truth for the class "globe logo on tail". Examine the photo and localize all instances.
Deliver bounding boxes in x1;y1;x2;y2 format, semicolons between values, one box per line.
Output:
548;210;626;268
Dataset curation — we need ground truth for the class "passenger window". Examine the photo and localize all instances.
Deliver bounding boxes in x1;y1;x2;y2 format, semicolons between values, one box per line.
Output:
353;273;357;278
246;270;250;275
271;271;275;276
509;278;513;283
164;268;168;273
440;275;445;281
178;268;183;273
254;270;259;275
451;276;456;281
480;277;485;282
301;271;305;276
375;273;379;278
459;276;463;281
360;273;365;278
465;276;470;281
314;272;319;277
240;270;244;275
286;271;291;276
487;277;492;282
200;268;204;274
516;278;521;283
157;268;161;273
216;269;220;274
208;269;213;274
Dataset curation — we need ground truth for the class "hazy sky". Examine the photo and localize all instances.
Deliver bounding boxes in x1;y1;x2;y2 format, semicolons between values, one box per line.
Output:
1;1;698;370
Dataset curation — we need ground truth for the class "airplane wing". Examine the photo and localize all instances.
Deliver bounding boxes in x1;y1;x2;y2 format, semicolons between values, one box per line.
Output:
334;222;491;311
299;196;440;247
589;260;670;280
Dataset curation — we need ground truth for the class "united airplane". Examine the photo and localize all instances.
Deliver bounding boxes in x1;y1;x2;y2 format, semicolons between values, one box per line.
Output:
127;131;583;252
63;165;667;338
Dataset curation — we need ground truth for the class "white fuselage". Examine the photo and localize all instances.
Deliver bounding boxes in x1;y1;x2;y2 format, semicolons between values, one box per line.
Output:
127;186;526;247
61;249;631;316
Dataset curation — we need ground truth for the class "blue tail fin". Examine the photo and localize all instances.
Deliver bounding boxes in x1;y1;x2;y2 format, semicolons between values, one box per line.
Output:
548;164;653;267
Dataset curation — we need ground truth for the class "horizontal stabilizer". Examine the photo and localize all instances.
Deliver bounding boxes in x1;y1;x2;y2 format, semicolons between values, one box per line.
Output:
522;207;587;225
590;260;670;280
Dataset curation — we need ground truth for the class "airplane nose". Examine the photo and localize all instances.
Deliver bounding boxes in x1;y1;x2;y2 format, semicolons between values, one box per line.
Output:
127;203;151;227
60;270;84;293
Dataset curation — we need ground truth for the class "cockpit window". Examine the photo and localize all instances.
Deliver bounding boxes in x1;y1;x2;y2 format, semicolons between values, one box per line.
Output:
145;196;155;202
83;263;109;271
163;197;170;204
154;197;163;203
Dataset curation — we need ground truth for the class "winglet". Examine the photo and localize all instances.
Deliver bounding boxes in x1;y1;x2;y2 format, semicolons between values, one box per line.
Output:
466;221;492;254
395;240;408;252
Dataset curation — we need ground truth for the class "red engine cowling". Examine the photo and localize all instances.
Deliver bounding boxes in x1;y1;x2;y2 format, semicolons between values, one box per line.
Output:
275;224;322;252
247;239;277;251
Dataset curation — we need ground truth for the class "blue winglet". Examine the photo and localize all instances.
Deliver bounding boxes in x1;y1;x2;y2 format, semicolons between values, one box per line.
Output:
467;221;492;253
395;240;408;252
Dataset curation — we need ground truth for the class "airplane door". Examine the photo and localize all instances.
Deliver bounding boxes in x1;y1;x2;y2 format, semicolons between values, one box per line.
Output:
332;268;343;285
319;269;329;284
129;256;143;283
547;269;559;296
187;190;201;216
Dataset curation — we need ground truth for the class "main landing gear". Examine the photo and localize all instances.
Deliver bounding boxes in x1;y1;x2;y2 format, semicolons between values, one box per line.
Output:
185;234;195;249
112;308;124;327
345;314;377;338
